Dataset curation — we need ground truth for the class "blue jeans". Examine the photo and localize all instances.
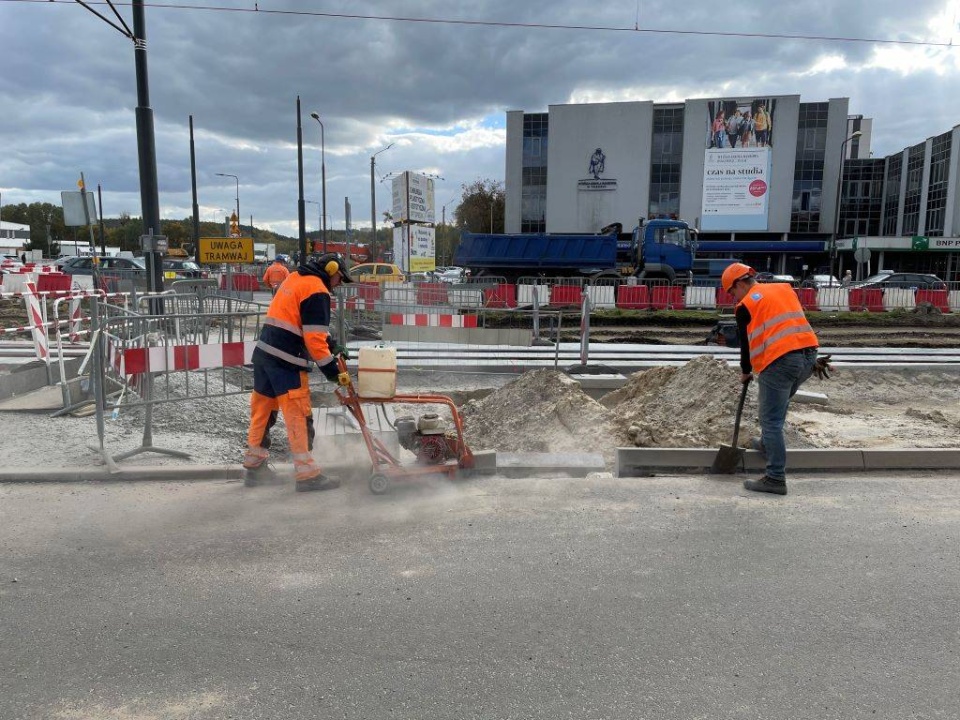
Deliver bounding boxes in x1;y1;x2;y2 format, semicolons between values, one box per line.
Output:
757;348;818;481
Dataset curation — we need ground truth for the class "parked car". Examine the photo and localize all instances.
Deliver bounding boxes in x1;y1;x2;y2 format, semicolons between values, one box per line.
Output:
61;256;147;276
801;274;841;289
849;272;946;290
348;262;406;284
433;266;468;284
162;258;207;280
756;272;799;286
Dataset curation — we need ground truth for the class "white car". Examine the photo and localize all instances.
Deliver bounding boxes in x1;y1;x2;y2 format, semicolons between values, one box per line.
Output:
434;267;468;284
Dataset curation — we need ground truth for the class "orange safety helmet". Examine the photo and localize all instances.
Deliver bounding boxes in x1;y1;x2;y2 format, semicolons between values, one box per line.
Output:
721;262;757;293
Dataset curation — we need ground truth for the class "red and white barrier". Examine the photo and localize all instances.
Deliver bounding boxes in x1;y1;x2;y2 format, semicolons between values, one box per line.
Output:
22;281;49;360
111;340;257;376
387;313;479;328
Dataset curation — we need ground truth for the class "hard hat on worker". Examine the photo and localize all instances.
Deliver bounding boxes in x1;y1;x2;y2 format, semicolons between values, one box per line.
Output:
305;252;354;283
721;262;757;293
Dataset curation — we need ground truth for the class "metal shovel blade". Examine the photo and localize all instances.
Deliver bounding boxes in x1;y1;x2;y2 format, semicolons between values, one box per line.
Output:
710;443;745;474
710;378;751;475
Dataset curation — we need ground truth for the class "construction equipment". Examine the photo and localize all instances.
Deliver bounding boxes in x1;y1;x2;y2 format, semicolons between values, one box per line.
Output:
333;357;475;494
711;377;751;474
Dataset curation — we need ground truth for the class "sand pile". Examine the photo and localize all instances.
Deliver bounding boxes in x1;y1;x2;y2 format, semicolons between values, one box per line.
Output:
460;369;624;462
600;355;759;448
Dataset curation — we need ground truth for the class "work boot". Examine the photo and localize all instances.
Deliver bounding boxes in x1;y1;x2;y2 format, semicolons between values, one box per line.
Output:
244;462;279;488
242;446;269;470
295;474;341;492
744;476;788;495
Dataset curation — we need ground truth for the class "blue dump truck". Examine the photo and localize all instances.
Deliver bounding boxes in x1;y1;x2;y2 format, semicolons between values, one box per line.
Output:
454;218;697;283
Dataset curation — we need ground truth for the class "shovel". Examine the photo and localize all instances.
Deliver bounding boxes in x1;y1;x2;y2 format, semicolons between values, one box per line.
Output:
710;377;751;474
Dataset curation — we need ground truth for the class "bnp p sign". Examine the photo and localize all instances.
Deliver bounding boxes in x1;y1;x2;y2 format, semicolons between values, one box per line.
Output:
911;235;930;251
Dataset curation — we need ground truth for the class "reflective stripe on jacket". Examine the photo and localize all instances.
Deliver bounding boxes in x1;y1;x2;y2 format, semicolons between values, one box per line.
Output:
738;283;818;374
256;270;335;370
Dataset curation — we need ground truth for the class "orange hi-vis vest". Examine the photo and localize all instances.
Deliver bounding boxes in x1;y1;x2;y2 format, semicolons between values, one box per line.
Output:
739;283;818;373
256;271;334;370
262;263;289;288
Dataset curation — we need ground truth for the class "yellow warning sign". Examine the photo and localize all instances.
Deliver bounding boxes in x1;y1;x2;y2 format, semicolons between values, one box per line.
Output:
198;237;254;264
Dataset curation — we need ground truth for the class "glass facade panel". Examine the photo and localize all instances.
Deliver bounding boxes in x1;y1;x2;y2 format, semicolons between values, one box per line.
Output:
925;132;951;236
901;142;925;235
648;107;684;219
839;158;885;237
791;103;829;233
882;153;902;236
521;113;548;233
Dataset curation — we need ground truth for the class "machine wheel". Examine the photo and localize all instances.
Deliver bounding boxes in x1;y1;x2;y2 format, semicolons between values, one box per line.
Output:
368;473;390;495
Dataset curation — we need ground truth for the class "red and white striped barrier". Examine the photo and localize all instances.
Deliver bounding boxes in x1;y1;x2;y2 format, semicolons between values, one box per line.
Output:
22;281;49;360
110;340;257;376
387;313;479;328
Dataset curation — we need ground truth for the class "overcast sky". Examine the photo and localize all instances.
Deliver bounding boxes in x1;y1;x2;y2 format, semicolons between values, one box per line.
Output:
2;0;960;236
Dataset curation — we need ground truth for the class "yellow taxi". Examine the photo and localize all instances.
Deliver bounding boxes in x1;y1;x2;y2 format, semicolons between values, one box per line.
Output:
349;262;406;284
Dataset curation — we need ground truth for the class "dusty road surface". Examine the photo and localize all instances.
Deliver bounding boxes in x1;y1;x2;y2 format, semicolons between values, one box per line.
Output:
2;474;957;720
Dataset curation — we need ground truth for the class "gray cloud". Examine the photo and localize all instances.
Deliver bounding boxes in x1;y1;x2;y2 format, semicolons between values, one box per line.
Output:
1;0;958;234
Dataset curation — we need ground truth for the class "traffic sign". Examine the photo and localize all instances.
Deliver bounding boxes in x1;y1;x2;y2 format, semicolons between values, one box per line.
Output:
198;237;254;264
854;247;872;264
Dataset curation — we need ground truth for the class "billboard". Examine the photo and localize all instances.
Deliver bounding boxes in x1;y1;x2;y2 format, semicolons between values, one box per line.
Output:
705;97;777;150
392;225;436;273
700;147;772;231
391;171;436;224
699;96;778;231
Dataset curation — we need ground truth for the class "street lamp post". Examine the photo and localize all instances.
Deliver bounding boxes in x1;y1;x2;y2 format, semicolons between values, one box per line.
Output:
831;130;863;285
305;200;321;245
370;142;395;247
216;173;240;235
309;112;327;253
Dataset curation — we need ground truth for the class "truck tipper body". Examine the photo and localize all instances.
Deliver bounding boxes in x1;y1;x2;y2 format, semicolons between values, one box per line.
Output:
454;219;696;283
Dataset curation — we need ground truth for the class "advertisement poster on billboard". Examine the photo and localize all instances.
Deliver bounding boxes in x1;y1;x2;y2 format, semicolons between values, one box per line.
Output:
391;172;436;224
705;97;777;150
392;225;437;273
700;148;772;231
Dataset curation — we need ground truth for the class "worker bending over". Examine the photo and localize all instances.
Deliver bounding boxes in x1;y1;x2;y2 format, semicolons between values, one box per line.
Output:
243;252;352;492
722;263;832;495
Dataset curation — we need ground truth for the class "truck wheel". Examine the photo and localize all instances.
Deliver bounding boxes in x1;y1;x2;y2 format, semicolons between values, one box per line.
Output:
369;473;390;495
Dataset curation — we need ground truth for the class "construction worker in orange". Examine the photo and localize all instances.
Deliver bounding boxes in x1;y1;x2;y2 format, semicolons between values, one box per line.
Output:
243;252;352;491
261;255;290;295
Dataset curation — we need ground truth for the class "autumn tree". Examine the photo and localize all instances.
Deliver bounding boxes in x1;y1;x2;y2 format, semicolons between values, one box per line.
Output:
454;179;504;234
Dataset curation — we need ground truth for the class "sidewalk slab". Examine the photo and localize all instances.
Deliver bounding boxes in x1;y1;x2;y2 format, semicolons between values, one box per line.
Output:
0;465;243;483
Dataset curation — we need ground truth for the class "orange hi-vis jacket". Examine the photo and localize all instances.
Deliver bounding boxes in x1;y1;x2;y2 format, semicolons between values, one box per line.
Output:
738;283;818;373
262;262;290;288
256;270;335;372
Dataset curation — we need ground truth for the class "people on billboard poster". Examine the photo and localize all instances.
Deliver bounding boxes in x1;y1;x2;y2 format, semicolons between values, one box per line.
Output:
706;98;776;149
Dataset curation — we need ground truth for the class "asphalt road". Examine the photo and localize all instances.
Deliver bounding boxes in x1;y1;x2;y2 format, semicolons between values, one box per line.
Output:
1;473;957;720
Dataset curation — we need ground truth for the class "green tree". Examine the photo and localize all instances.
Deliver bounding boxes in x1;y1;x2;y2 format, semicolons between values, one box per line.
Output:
454;179;504;234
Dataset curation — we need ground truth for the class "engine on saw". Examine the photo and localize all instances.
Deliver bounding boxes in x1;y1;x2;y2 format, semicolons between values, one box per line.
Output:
394;413;464;465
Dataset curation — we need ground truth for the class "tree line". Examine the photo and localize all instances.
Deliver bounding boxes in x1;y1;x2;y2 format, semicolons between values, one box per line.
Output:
2;179;504;259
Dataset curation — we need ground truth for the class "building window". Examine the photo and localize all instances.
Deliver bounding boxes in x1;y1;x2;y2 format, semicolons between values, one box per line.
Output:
790;102;830;233
648;107;684;219
882;153;902;236
521;113;548;233
925;131;951;236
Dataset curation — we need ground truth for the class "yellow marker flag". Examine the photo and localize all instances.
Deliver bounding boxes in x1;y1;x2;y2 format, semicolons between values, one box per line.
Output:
77;177;85;189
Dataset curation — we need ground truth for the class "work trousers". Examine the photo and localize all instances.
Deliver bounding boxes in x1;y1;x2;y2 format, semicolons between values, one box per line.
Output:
757;347;817;481
246;357;320;476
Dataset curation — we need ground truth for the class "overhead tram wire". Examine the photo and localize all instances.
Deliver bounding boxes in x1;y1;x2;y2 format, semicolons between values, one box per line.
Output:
6;0;956;48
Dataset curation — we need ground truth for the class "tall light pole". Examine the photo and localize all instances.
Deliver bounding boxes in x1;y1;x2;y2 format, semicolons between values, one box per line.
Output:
370;142;395;246
216;173;239;235
305;200;321;245
309;112;327;253
831;130;863;284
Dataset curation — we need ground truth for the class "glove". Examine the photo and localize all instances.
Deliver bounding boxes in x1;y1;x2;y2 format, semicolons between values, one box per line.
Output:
813;354;833;380
318;361;340;382
327;338;350;360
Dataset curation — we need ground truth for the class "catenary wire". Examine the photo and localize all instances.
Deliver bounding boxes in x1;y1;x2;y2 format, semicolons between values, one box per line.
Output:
1;0;955;48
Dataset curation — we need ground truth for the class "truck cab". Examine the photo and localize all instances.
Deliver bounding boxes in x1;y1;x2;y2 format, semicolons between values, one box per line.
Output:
633;219;697;283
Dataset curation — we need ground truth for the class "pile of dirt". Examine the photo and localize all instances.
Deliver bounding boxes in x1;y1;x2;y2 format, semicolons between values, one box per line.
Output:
600;355;761;448
460;369;624;464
